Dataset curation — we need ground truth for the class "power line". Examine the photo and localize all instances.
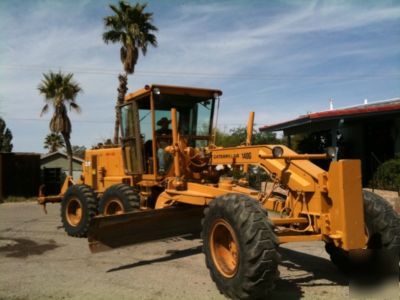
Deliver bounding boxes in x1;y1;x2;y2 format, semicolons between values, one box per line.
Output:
6;117;251;127
1;64;399;80
6;117;114;124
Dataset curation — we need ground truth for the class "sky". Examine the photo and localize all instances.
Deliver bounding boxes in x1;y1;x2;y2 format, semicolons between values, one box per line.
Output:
0;0;399;153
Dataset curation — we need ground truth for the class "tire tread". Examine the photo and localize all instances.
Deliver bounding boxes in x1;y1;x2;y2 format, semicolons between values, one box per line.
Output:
326;190;400;272
202;193;279;299
99;183;140;214
61;184;97;237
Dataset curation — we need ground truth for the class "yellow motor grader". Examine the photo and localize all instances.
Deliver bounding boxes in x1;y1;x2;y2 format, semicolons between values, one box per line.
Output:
38;84;400;299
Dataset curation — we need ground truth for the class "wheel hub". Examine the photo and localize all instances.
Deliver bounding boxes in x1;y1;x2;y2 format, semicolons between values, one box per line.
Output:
209;219;239;278
104;198;124;215
66;198;82;226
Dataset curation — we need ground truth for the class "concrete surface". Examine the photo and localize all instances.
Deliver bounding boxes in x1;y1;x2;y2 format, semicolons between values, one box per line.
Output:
0;202;397;299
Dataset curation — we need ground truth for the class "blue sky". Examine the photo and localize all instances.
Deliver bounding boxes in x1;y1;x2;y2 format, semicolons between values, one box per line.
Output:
1;0;399;152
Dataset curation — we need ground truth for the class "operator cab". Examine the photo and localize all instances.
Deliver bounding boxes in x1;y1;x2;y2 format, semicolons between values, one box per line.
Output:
120;84;222;177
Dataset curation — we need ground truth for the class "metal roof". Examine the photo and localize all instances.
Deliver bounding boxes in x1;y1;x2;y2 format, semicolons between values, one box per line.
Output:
124;84;223;102
260;98;400;132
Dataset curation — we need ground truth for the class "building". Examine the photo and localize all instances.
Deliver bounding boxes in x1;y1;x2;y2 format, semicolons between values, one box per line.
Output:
0;153;41;200
40;151;83;195
260;98;400;185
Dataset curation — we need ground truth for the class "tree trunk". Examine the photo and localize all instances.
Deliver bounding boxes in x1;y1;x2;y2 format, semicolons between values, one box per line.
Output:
62;132;73;177
113;73;128;144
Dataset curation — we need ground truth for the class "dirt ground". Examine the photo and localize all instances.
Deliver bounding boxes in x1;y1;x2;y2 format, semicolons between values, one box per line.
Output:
0;202;398;300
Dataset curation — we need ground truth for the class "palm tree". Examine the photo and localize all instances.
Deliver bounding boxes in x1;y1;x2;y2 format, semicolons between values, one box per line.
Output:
103;1;158;144
38;71;82;176
44;133;65;153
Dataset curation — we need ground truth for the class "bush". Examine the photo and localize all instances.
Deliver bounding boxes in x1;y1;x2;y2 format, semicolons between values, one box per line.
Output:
372;157;400;191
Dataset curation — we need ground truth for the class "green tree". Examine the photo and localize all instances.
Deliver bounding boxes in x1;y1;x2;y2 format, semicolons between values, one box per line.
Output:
71;145;86;159
0;117;13;152
38;71;82;176
215;127;281;147
103;1;158;144
215;127;281;189
44;133;65;153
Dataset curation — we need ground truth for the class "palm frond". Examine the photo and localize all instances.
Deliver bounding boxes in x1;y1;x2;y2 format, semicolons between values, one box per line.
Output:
64;72;74;82
69;102;81;113
38;70;82;137
50;114;64;133
147;33;158;46
50;111;71;136
103;0;158;73
40;104;49;116
118;1;130;13
120;46;127;65
104;15;123;31
109;3;123;19
103;30;123;44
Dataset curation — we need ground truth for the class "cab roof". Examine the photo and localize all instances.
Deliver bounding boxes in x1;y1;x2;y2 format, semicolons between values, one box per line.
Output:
124;84;223;102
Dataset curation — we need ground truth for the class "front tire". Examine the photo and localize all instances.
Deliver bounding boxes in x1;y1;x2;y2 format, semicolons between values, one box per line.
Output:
202;193;279;299
61;184;97;237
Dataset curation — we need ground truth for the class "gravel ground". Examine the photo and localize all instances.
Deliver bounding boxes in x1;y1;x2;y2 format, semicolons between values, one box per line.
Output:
0;202;398;300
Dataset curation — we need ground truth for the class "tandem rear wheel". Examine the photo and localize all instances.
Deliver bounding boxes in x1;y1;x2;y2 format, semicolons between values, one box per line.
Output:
98;184;140;216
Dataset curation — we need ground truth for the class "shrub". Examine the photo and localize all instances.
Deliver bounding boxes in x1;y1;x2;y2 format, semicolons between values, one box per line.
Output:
372;157;400;191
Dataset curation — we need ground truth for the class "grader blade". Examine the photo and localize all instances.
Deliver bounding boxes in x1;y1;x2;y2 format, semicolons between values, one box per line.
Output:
88;206;204;253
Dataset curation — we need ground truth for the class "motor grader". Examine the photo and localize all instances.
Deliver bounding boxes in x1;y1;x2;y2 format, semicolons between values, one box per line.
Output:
38;84;400;299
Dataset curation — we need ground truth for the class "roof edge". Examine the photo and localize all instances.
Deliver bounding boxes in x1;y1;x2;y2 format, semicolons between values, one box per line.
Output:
125;84;223;102
41;151;84;163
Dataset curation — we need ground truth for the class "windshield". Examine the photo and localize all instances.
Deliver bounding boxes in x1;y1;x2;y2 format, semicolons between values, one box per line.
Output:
121;92;216;175
153;95;215;147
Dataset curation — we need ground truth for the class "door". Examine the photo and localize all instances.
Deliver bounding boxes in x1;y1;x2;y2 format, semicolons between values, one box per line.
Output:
120;101;144;174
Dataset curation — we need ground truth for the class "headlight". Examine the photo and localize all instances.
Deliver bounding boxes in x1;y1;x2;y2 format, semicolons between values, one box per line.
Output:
272;146;284;158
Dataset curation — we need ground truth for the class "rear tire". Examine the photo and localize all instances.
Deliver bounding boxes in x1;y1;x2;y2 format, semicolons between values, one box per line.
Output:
61;184;97;237
326;190;400;274
202;193;279;299
99;184;140;216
